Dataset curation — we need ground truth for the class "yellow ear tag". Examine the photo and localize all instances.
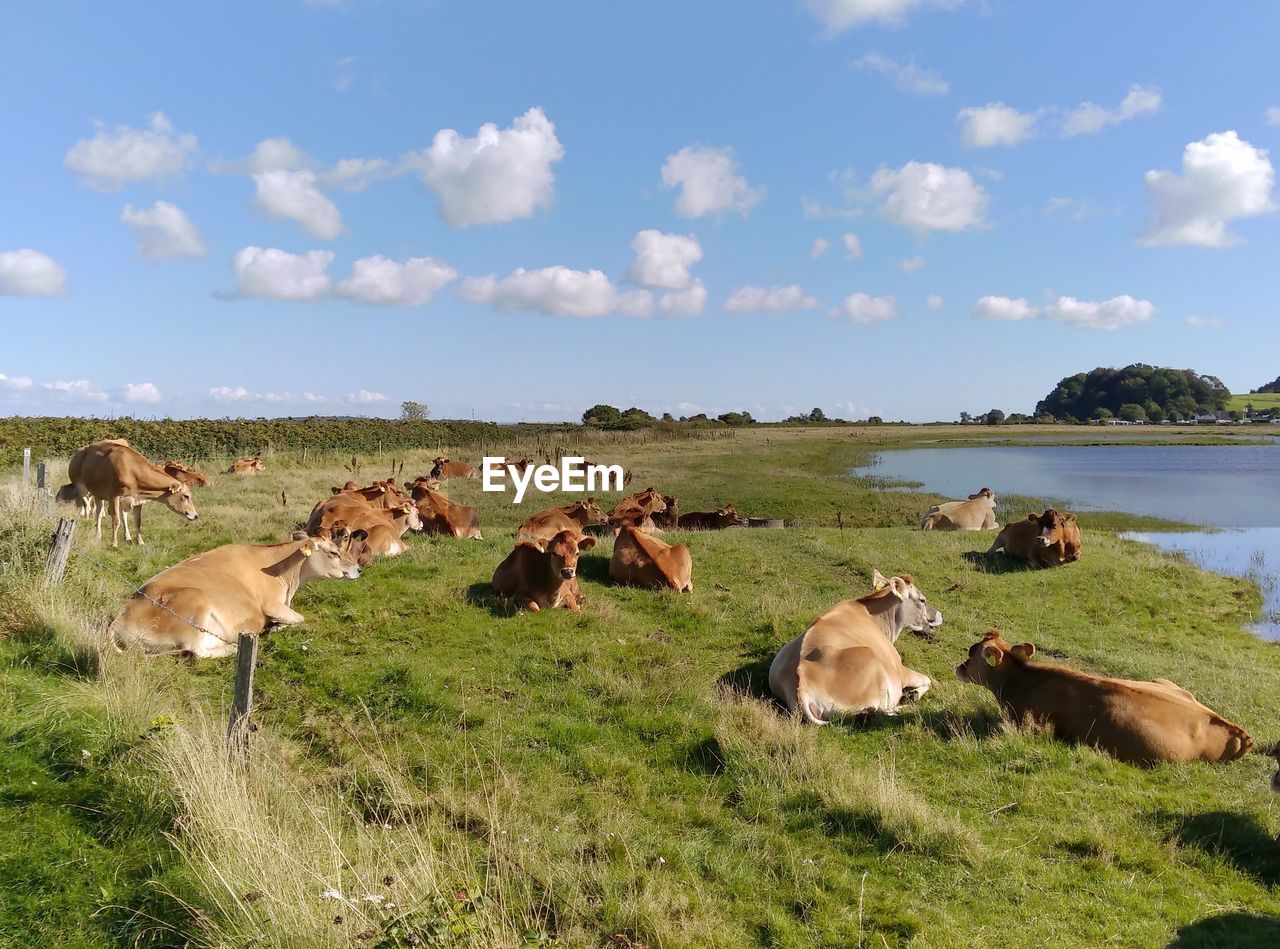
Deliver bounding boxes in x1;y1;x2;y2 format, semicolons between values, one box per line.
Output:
874;579;887;591
984;652;1000;667
302;546;313;557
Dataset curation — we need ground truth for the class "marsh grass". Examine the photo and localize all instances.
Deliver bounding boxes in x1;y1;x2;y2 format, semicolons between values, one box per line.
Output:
3;429;1280;946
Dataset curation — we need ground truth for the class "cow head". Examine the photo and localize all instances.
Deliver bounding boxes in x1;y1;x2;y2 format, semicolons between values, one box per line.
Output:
430;457;448;478
956;629;1035;685
397;501;424;532
718;503;746;527
1034;509;1076;547
632;487;667;514
968;487;995;501
572;497;609;524
547;530;596;580
869;569;943;640
160;481;199;521
303;526;369;579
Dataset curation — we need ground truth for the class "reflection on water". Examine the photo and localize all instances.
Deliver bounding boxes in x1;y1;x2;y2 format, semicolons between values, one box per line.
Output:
1121;529;1280;640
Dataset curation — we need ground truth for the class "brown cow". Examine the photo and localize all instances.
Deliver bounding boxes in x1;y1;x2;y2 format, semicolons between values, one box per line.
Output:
162;460;211;489
650;495;680;529
403;476;445;499
491;530;596;611
769;572;941;724
956;630;1252;765
308;498;422;556
608;487;668;533
921;487;997;531
110;527;366;658
986;508;1081;568
57;438;130;515
430;457;476;480
326;479;408;510
414;488;483;539
677;504;746;530
59;440;199;547
516;498;609;545
609;526;693;592
227;455;264;475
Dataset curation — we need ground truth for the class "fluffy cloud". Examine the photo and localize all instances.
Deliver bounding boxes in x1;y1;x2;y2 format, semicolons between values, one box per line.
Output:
973;294;1155;330
830;292;899;325
624;230;702;289
958;103;1037;148
252;170;344;239
900;255;925;274
64;112;197;191
0;249;67;296
121;201;206;259
803;0;956;32
810;237;830;258
1062;85;1161;137
1139;131;1275;247
853;52;949;96
871;162;988;232
123;382;161;404
656;279;708;318
209;385;251;402
723;284;819;314
345;390;387;404
661;146;764;218
336;255;458;306
1185;315;1223;328
842;233;863;259
42;380;107;403
405;107;564;227
316;157;391;192
0;373;33;391
209;386;327;405
461;266;623;318
926;294;943;309
228;246;334;301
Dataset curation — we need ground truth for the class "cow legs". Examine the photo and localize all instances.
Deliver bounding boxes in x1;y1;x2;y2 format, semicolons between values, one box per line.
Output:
95;498;107;540
263;603;306;627
131;502;144;545
898;667;933;705
110;496;123;547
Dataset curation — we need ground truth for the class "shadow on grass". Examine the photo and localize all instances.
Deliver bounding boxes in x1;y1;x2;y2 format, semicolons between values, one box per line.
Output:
1167;912;1280;948
915;705;1004;742
575;553;612;586
962;550;1032;575
465;582;516;618
1157;810;1280;887
717;655;774;702
6;619;101;680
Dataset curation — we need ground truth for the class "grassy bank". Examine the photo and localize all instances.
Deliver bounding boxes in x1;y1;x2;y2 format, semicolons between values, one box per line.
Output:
2;429;1279;946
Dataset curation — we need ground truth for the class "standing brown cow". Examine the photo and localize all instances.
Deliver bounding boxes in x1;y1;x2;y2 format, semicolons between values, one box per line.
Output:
59;440;199;546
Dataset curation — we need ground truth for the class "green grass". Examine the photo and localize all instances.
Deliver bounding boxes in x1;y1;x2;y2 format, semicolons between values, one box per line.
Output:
1228;391;1280;413
3;428;1280;947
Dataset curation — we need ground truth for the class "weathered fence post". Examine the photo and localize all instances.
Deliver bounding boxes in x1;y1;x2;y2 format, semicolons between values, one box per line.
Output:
22;448;31;488
36;461;46;490
44;517;76;585
227;633;259;765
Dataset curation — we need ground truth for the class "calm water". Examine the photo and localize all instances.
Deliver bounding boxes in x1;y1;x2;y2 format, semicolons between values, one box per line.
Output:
856;444;1280;638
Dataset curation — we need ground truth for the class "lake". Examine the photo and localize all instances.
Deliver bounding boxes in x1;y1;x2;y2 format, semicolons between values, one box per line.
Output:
856;444;1280;638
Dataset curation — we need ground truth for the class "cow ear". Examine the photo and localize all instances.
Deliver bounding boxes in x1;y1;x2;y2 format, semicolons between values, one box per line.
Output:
872;569;888;590
351;529;368;542
889;577;909;600
331;487;342;495
578;535;597;551
302;541;315;557
168;482;180;493
1011;642;1036;660
981;644;1003;667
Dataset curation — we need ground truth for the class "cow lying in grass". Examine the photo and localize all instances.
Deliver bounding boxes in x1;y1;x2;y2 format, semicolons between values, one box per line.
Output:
769;571;942;724
956;630;1252;765
492;530;595;612
110;527;367;658
516;498;608;545
609;526;693;591
986;508;1081;568
677;504;745;530
921;487;997;531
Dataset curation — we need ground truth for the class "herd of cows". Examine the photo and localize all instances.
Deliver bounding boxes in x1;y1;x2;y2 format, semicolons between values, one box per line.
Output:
47;440;1279;790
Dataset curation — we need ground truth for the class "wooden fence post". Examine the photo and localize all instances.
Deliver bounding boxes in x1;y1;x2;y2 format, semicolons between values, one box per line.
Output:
23;448;31;488
44;518;76;585
36;461;46;490
227;633;259;765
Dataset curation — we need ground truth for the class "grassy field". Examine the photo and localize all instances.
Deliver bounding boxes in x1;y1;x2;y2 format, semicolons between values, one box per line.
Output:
3;426;1280;947
1228;391;1280;414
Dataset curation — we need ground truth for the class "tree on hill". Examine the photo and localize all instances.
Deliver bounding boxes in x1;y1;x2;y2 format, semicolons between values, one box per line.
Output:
1035;365;1228;422
1254;376;1280;394
400;400;429;421
582;404;623;427
717;411;755;426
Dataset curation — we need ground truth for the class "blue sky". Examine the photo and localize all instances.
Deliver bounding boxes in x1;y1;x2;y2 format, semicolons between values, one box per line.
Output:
2;0;1278;422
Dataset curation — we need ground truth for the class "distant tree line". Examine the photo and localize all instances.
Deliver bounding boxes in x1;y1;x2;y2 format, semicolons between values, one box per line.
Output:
580;404;894;430
1253;376;1280;394
1033;365;1230;424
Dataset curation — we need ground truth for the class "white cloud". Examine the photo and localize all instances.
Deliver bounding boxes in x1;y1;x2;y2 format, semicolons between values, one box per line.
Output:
831;292;899;325
1186;315;1223;328
316;157;391;192
121;201;206;260
123;382;161;404
345;390;387;404
871;161;988;233
0;250;67;296
724;284;819;314
842;233;863;259
853;52;949;96
0;373;33;391
461;266;622;318
64;112;197;191
228;246;334;301
624;230;702;289
900;255;925;274
1139;131;1275;247
661;146;764;218
926;294;943;309
240;136;309;173
405;107;564;227
42;380;107;403
1267;107;1280;127
973;294;1155;330
1062;85;1161;137
656;279;707;318
803;0;957;33
810;237;830;258
209;385;251;403
252;169;344;239
958;103;1038;148
973;295;1038;321
336;255;458;306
